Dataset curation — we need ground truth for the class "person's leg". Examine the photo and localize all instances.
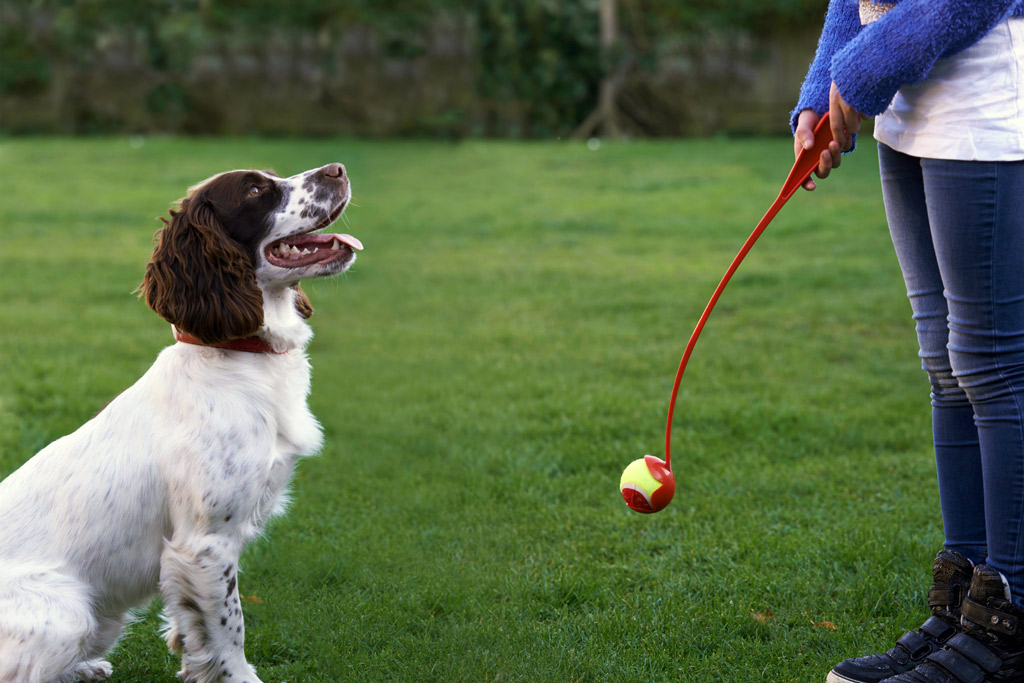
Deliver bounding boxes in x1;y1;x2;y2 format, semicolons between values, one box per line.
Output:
824;144;991;683
878;143;987;564
922;155;1024;606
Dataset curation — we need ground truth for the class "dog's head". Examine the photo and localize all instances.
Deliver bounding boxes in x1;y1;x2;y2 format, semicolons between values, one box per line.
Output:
140;164;361;345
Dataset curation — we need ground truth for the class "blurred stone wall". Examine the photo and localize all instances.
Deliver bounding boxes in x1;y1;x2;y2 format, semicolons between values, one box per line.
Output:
0;11;818;138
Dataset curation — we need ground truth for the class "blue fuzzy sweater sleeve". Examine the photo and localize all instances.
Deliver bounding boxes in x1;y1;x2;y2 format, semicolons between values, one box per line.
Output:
792;0;1024;130
791;0;863;130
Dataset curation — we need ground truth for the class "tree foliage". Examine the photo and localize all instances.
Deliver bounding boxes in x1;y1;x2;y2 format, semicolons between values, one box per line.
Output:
475;0;603;137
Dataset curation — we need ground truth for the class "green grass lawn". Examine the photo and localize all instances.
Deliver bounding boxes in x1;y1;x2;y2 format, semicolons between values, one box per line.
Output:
0;134;942;682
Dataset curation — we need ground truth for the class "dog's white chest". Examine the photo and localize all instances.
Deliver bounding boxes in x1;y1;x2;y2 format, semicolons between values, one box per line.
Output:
152;345;324;535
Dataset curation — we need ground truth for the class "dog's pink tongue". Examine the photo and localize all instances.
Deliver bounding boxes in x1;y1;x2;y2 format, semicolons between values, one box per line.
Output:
332;233;363;251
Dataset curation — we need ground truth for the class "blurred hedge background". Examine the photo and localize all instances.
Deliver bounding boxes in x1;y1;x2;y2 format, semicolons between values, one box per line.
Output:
0;0;825;138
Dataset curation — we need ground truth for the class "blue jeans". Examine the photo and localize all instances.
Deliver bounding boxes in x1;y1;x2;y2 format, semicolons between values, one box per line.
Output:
878;142;1024;605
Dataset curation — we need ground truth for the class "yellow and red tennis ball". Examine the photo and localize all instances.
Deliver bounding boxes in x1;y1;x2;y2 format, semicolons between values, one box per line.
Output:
619;455;675;513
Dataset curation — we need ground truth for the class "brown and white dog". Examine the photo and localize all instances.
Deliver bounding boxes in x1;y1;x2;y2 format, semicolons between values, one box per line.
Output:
0;164;361;683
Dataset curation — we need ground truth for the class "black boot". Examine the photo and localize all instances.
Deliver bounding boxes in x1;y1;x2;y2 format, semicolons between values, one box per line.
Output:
826;550;973;683
880;564;1024;682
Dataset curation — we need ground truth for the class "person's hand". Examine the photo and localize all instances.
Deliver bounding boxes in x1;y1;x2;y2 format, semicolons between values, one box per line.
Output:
829;81;865;152
794;109;843;192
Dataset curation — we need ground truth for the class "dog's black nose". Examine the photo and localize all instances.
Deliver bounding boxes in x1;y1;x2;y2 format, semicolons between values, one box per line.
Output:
322;163;346;180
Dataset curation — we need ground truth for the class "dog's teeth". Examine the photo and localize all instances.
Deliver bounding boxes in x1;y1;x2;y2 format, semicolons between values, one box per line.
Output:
330;239;341;251
272;241;323;259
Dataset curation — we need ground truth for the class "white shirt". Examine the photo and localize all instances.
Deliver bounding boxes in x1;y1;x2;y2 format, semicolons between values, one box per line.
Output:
871;16;1024;161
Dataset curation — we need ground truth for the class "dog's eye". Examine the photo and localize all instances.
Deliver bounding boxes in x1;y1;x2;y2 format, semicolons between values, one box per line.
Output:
248;185;261;197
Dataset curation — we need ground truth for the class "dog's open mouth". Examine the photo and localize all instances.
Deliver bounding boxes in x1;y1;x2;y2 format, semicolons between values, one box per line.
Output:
265;205;362;269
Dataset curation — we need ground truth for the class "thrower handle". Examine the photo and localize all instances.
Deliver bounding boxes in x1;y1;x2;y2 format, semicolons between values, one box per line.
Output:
780;111;835;201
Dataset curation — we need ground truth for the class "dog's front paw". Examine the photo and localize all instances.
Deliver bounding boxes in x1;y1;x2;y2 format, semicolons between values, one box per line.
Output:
219;666;263;683
65;660;113;682
179;660;262;683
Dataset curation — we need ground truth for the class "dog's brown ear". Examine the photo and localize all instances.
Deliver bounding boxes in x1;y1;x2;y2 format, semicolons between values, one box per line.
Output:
139;196;264;344
292;284;314;320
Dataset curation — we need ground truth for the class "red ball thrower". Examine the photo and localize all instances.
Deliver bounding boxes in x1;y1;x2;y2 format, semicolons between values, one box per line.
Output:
620;113;837;514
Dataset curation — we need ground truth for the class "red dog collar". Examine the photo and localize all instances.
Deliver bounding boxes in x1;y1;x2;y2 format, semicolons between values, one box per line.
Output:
173;328;283;354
